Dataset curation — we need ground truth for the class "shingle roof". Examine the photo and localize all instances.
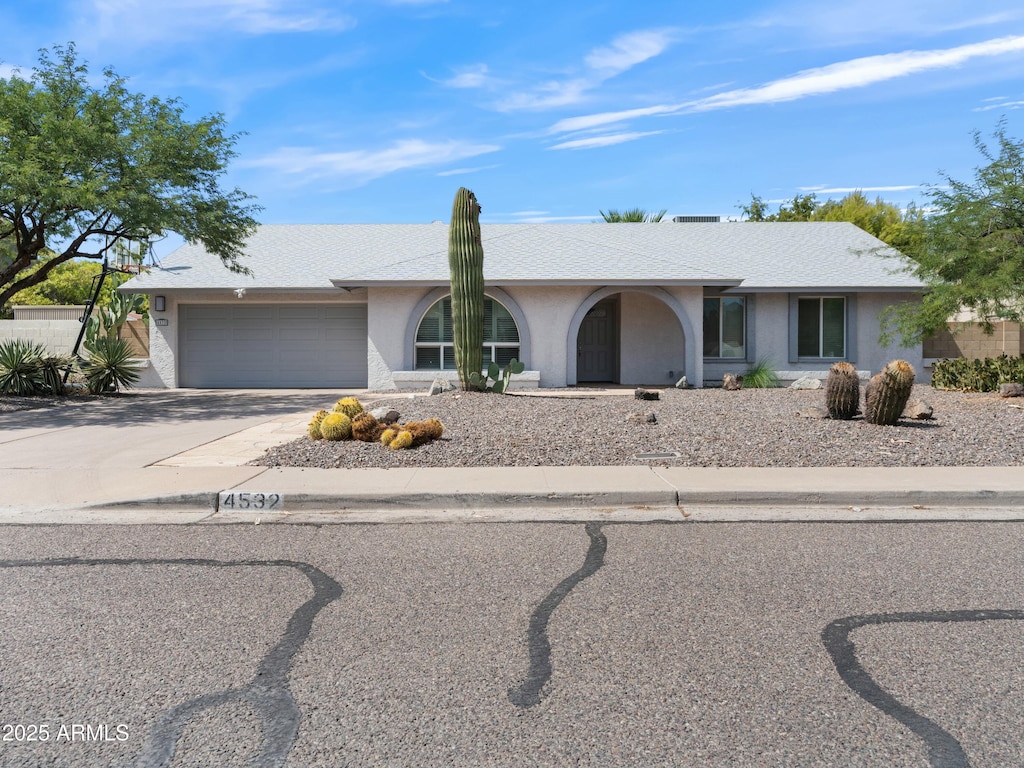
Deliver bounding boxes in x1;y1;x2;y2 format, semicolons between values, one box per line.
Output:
121;222;923;292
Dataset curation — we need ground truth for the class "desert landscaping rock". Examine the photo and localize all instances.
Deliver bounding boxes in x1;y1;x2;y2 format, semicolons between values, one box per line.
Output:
904;400;934;420
427;378;455;396
722;373;743;390
369;407;400;423
1000;382;1024;398
790;376;822;389
255;385;1024;469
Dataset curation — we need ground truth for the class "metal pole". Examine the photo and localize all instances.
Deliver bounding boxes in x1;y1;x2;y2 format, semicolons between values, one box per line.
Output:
63;257;111;384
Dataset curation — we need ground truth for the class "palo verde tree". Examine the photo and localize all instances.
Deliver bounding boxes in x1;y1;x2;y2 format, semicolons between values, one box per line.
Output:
599;208;667;223
882;120;1024;343
0;43;260;310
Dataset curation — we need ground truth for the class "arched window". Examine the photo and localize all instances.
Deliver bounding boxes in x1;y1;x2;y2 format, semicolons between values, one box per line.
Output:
415;296;521;370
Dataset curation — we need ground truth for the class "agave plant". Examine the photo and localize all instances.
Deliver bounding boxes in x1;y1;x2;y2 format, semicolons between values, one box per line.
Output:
0;339;73;396
81;336;141;394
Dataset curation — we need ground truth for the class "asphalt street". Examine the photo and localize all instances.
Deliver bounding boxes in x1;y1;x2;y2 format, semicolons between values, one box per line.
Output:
1;520;1022;768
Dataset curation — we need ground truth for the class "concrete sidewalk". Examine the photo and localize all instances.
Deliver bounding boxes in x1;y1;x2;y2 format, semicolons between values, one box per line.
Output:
3;464;1024;524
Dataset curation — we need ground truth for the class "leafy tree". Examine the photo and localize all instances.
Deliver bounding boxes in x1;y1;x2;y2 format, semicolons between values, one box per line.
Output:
883;121;1024;343
5;255;105;307
600;208;667;222
740;190;921;250
0;43;260;310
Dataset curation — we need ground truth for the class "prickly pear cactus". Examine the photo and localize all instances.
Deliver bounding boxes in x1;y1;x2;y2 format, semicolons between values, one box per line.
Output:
864;359;915;426
320;412;353;441
307;409;329;440
448;187;485;390
825;362;860;420
333;397;363;419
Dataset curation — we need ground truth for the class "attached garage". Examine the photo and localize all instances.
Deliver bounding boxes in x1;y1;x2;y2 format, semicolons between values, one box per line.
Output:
178;303;367;388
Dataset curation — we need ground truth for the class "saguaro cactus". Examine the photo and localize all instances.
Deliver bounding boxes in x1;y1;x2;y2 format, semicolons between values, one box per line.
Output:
448;187;485;391
825;361;860;420
864;359;915;425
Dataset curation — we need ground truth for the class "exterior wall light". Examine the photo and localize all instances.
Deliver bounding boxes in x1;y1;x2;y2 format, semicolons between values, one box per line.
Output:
154;295;166;312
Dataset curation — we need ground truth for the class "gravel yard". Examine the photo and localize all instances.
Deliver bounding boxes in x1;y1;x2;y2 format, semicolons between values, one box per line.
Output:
255;385;1024;468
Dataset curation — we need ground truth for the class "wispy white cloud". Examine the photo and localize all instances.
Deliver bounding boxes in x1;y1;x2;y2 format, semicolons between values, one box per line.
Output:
798;185;923;193
0;63;19;80
436;163;500;176
440;63;491;89
245;139;501;184
549;130;665;151
752;2;1022;45
496;28;674;111
689;35;1024;112
498;215;598;223
498;79;593;111
90;0;354;41
550;104;674;135
548;34;1024;135
584;30;675;76
975;96;1024;112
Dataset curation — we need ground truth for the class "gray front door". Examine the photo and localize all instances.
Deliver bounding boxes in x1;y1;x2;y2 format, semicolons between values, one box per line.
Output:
178;303;368;388
577;299;617;382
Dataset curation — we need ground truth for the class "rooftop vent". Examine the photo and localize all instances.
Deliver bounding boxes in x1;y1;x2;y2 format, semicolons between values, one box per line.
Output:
673;215;720;223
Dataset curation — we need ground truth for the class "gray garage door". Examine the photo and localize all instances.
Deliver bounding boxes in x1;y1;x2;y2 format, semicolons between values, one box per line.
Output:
178;304;368;388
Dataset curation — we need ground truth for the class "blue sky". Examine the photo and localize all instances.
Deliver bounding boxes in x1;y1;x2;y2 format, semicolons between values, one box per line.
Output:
3;0;1024;253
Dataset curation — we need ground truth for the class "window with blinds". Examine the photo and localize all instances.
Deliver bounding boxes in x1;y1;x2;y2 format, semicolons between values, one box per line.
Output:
415;296;521;370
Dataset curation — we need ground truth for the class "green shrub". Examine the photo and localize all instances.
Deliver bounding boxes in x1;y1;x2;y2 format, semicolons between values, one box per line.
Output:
931;354;1024;391
0;339;73;396
743;358;780;388
81;336;141;394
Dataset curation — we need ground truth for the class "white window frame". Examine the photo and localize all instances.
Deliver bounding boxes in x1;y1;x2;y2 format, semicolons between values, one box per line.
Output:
703;295;748;360
414;296;521;370
789;294;856;362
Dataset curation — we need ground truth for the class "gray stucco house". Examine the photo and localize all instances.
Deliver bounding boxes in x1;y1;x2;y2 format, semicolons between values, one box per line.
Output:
121;220;924;389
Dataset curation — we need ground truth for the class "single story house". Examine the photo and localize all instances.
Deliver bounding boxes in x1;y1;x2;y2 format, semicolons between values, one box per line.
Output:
120;220;924;389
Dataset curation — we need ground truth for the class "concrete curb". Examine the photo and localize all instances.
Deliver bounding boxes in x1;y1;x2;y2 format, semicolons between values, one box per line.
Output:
676;489;1024;508
84;487;1024;515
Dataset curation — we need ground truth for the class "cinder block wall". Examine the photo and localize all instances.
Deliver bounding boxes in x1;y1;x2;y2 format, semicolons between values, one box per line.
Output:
924;321;1022;359
0;320;83;354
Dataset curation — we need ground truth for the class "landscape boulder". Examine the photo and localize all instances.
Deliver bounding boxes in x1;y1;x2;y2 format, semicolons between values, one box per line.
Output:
904;400;934;420
427;378;455;396
789;376;822;390
370;406;400;423
634;388;660;401
999;382;1024;398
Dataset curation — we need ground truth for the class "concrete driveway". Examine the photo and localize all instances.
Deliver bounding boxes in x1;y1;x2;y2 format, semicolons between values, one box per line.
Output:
0;389;356;470
0;389;365;516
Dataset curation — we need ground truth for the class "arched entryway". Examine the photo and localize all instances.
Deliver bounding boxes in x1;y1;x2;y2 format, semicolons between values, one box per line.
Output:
567;287;697;386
